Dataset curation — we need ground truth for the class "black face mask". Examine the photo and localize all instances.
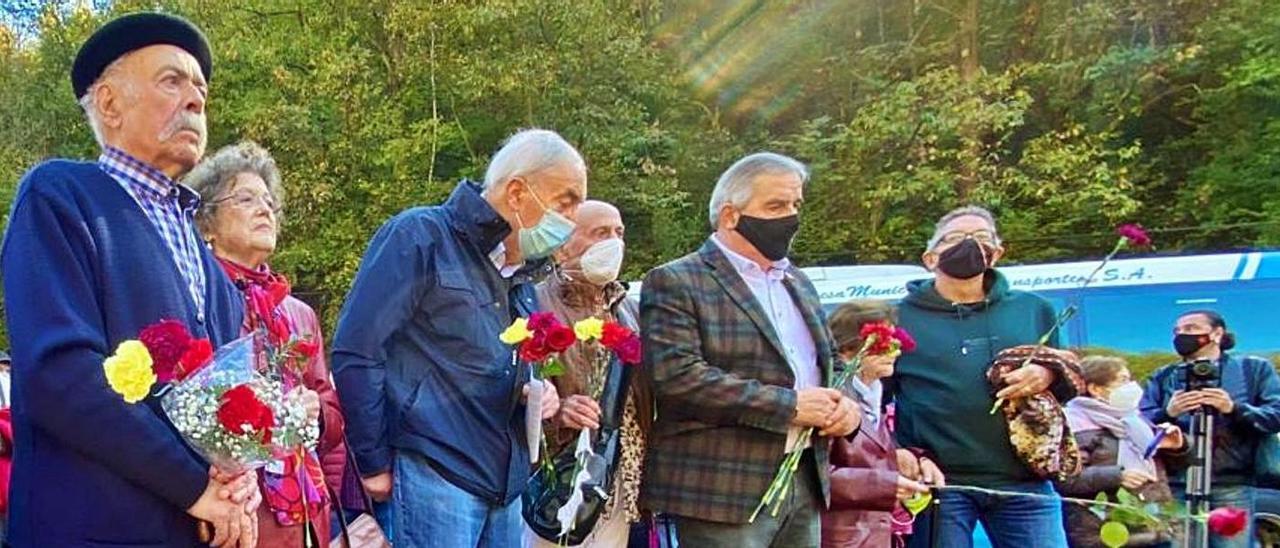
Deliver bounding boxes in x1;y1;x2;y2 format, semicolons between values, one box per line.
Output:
1174;333;1213;357
935;239;991;279
735;214;800;261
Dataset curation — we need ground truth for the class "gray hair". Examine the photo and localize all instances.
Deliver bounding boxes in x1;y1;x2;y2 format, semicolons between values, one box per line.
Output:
78;54;133;148
482;128;585;193
184;141;285;234
926;205;1001;250
707;152;809;228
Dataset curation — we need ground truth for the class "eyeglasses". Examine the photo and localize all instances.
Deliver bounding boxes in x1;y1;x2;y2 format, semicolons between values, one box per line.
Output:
936;229;997;246
212;190;278;213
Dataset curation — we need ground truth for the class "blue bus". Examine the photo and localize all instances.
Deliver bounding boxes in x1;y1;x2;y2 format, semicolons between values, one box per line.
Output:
803;250;1280;354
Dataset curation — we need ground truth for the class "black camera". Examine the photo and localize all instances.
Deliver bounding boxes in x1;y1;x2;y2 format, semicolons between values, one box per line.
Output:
1182;358;1221;392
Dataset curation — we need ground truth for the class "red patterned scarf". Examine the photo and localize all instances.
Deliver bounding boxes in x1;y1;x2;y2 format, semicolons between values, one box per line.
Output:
217;258;328;529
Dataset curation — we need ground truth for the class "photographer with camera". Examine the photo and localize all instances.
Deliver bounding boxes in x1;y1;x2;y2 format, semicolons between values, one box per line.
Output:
1140;310;1280;547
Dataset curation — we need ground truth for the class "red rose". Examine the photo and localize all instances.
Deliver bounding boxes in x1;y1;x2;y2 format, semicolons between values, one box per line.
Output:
893;327;918;353
527;312;557;333
140;319;194;383
1208;507;1248;538
176;338;213;381
601;322;634;349
217;384;275;444
519;333;552;363
615;335;642;365
545;325;576;353
295;339;320;359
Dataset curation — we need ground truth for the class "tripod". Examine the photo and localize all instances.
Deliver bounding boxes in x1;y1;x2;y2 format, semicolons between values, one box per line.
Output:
1185;405;1215;548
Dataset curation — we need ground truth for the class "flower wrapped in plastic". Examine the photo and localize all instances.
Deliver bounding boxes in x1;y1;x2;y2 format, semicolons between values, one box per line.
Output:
102;320;320;475
159;334;320;474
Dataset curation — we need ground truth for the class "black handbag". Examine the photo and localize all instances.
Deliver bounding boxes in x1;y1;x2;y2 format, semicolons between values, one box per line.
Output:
523;355;633;545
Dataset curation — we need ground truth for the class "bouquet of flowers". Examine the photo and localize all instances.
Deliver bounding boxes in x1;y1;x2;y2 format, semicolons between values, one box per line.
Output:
509;314;643;544
750;321;916;522
571;316;642;399
103;320;319;474
502;311;578;469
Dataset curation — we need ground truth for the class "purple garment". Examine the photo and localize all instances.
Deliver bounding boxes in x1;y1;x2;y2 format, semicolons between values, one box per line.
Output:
1065;397;1158;476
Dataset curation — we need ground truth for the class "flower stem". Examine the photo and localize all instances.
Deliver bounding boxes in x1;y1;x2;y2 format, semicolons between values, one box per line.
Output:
987;238;1124;414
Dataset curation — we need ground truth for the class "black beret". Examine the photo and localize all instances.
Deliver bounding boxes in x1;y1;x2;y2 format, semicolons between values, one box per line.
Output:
71;12;212;99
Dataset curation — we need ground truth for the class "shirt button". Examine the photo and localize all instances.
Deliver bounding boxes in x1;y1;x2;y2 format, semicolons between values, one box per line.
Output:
196;313;205;324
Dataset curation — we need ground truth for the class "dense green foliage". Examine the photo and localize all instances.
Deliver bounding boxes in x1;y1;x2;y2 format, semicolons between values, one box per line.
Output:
2;0;1279;338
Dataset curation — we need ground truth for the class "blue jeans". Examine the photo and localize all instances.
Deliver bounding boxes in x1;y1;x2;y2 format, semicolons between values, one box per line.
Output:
379;450;522;547
907;482;1068;548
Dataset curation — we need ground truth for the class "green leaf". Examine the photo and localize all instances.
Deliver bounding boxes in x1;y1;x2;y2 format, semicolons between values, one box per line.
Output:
1100;521;1130;548
541;358;567;378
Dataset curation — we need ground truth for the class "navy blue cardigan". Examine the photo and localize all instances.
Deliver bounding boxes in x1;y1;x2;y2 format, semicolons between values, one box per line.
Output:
1;160;244;546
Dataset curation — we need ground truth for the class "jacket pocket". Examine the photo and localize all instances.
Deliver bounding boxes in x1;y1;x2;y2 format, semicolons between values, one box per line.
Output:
424;269;502;377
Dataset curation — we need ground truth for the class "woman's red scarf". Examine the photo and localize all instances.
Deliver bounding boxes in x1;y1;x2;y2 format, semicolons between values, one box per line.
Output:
217;258;328;529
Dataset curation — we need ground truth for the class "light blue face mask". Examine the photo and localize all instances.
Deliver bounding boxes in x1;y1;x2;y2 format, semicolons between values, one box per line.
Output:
516;189;575;260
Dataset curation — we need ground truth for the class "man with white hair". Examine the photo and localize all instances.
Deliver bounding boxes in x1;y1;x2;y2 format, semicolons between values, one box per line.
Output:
332;128;582;546
640;152;860;546
1;12;256;547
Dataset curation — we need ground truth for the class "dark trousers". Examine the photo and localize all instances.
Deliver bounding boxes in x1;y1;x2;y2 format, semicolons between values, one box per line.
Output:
673;449;822;548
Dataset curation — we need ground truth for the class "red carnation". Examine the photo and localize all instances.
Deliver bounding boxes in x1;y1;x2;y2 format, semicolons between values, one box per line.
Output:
519;333;552;363
601;322;635;349
527;312;557;333
615;335;642;365
859;322;898;355
1208;507;1248;538
295;339;320;359
140;319;194;383
894;327;918;353
1117;223;1152;249
176;338;213;381
216;384;275;444
545;325;577;353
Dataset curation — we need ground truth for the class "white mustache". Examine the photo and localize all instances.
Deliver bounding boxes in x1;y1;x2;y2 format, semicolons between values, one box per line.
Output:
159;111;205;142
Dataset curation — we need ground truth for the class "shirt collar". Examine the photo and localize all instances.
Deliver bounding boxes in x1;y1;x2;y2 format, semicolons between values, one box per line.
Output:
489;242;523;278
711;233;790;281
98;146;201;210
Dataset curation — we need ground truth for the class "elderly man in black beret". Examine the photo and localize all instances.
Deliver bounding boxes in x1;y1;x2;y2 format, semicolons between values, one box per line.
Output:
1;12;259;547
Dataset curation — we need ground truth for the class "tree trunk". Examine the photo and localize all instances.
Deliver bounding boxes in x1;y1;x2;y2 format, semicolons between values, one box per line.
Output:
959;0;980;82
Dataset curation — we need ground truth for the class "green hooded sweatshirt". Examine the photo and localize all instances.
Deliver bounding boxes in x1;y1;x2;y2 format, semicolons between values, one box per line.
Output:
893;269;1064;487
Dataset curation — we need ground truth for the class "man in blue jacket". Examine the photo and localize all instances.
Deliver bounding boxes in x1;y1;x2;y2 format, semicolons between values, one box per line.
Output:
332;128;580;546
1;12;256;547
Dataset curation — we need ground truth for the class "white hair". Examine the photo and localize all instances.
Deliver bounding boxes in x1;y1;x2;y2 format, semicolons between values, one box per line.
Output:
78;54;133;149
707;152;809;228
482;128;585;193
926;205;1001;249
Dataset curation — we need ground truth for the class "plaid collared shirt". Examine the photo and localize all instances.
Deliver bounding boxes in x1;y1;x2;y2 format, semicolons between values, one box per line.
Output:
98;147;207;319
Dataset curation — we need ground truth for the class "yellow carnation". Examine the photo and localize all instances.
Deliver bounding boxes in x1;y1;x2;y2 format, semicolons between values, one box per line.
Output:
103;340;156;403
574;317;604;341
499;318;533;345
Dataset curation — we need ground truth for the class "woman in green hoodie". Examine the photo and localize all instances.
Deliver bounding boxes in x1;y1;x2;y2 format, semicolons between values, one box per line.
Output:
894;206;1075;548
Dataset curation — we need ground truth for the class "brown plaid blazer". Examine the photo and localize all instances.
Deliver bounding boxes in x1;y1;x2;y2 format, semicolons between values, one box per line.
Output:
639;237;837;524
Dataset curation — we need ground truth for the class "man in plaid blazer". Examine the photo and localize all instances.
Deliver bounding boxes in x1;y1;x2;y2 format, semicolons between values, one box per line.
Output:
640;152;861;547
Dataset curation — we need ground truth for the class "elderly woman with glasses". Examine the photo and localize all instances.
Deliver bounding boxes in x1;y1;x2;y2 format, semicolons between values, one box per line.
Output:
185;141;346;547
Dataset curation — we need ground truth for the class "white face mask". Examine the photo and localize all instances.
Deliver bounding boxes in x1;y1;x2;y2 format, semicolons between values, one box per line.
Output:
579;238;625;285
1107;381;1144;412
